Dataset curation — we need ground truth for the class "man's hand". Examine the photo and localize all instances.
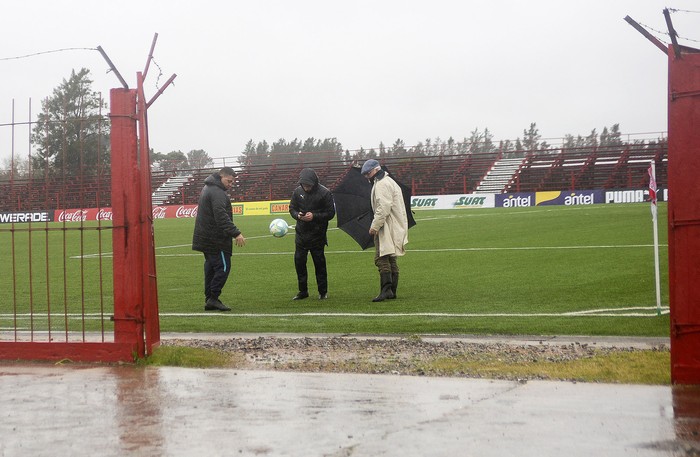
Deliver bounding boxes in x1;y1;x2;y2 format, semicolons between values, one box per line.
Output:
299;212;313;222
369;228;378;236
235;234;246;247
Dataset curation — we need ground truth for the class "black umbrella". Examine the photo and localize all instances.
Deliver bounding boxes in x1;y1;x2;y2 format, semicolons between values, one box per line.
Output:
333;165;416;250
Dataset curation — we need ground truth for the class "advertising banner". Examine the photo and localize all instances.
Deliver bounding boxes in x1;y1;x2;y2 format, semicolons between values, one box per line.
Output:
496;190;605;207
151;205;198;220
21;188;667;225
0;211;53;224
54;205;201;222
232;200;289;216
411;194;495;210
495;193;536;208
534;190;604;206
269;201;290;214
605;188;667;204
54;208;114;222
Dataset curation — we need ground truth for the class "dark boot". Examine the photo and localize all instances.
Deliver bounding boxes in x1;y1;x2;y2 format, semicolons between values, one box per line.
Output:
372;272;395;302
388;272;398;299
205;297;231;311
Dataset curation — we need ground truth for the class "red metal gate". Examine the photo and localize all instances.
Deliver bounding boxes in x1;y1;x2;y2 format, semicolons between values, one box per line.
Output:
668;45;700;384
0;47;173;362
626;12;700;384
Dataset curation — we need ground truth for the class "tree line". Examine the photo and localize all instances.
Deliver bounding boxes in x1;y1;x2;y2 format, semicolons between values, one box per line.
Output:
1;68;216;179
0;67;667;179
238;122;666;168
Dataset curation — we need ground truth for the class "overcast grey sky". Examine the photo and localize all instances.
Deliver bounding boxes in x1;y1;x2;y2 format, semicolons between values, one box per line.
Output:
1;1;698;162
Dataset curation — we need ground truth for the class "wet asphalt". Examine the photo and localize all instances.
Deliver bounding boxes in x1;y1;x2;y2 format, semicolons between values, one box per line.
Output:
1;334;697;457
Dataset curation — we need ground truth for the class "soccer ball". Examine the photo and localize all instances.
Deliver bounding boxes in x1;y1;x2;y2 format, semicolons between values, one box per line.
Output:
269;218;289;238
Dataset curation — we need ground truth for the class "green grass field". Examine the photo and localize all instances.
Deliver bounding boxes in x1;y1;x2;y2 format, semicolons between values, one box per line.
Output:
1;203;670;337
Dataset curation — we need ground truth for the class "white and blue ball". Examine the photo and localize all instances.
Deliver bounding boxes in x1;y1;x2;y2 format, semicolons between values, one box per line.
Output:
269;218;289;238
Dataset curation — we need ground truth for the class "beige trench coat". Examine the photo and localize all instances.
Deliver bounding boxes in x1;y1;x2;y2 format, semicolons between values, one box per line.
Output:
370;173;409;257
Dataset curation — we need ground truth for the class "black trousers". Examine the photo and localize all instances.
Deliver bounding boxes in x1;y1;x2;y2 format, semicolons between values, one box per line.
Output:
294;244;328;295
203;251;231;301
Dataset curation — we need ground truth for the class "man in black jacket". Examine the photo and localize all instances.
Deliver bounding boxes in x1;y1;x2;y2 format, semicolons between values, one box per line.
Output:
192;167;246;311
289;168;335;300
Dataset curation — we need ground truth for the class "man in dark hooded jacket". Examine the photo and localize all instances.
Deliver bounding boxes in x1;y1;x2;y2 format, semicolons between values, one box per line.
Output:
192;167;246;311
289;168;335;300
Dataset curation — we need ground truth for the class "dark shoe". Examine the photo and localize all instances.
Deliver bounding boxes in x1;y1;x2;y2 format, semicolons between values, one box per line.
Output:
319;293;328;300
205;298;231;311
388;272;399;299
372;272;395;302
293;291;309;300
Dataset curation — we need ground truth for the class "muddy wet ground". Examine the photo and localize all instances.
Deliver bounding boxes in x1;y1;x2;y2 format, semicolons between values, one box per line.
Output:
2;334;698;457
1;364;699;456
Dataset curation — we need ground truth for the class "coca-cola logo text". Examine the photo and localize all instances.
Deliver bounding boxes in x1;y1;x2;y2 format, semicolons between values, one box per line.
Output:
57;210;88;222
175;206;198;218
96;209;113;221
152;206;167;219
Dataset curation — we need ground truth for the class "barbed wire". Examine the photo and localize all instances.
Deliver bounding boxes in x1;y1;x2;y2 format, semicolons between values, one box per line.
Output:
678;35;700;44
0;46;173;95
637;22;671;44
0;47;98;61
150;57;165;90
668;8;700;14
666;7;700;42
638;21;700;44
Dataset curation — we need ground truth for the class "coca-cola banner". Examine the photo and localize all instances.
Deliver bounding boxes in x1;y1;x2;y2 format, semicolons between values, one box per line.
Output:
53;208;113;222
152;205;199;219
52;205;200;222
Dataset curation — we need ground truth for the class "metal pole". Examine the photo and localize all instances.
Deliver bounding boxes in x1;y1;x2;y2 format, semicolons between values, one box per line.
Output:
97;46;129;89
624;16;668;55
650;161;662;315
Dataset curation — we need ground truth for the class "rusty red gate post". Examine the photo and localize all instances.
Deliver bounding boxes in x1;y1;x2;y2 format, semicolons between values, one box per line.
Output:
668;46;700;384
110;88;146;358
136;72;161;354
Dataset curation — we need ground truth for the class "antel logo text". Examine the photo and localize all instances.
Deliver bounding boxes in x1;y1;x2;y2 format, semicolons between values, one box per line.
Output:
564;193;595;205
502;196;532;208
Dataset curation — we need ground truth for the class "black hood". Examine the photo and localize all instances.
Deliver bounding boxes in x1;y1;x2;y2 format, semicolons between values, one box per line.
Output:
204;173;226;190
298;168;319;188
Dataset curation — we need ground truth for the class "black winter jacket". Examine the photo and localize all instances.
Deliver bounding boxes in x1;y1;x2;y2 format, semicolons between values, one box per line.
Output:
289;168;335;248
192;173;241;254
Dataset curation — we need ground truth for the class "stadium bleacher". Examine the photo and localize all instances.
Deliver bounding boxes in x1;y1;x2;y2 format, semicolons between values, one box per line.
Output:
0;142;668;212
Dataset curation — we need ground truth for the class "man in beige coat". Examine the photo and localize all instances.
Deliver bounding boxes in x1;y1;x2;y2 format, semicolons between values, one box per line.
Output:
361;159;409;302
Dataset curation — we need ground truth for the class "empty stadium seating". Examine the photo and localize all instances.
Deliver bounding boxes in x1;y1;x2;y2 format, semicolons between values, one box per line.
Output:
0;142;668;212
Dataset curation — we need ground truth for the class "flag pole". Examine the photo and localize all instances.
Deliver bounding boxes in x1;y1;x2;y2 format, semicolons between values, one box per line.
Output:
649;161;662;315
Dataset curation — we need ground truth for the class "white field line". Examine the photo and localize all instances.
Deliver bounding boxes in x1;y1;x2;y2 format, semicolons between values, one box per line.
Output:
0;306;670;319
72;243;668;259
70;209;666;259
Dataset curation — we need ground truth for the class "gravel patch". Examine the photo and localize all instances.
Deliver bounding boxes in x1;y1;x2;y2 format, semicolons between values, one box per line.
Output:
161;336;669;381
